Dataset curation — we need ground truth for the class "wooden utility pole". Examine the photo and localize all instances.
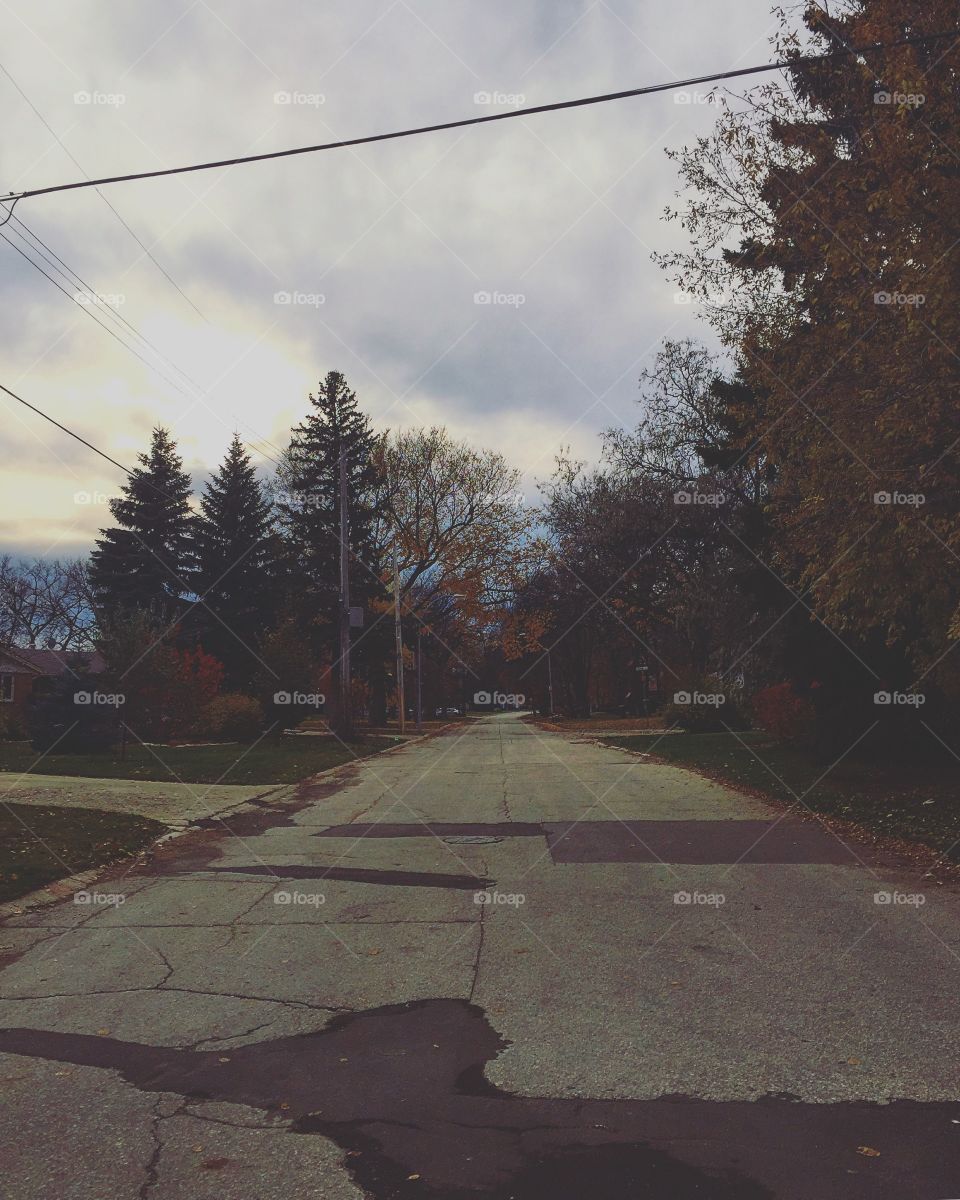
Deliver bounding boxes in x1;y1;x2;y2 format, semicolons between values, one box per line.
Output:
338;443;353;739
392;537;405;733
415;626;423;732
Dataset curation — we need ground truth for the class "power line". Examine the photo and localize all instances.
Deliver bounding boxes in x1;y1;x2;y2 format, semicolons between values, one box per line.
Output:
0;381;130;474
1;30;956;206
2;215;289;467
0;58;207;319
0;376;277;507
0;228;202;401
7;216;194;378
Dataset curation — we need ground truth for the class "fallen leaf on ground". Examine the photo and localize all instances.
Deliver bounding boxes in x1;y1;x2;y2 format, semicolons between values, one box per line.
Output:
200;1158;230;1171
857;1146;881;1157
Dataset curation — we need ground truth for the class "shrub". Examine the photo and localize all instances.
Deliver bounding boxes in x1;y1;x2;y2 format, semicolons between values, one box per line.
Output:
200;693;264;742
162;644;225;740
661;680;750;733
0;706;28;741
255;616;323;731
99;614;226;742
752;682;817;747
28;672;117;754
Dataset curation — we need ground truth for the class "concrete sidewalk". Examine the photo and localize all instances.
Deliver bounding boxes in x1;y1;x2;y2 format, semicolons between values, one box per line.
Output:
0;771;289;826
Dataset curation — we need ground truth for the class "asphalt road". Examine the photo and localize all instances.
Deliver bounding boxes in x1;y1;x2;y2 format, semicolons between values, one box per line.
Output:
1;714;958;1198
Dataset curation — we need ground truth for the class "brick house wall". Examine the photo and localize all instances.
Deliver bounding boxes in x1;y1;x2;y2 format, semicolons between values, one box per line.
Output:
0;647;107;733
0;652;40;727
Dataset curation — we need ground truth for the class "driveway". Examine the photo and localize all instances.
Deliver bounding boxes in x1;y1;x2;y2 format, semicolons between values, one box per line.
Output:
0;714;958;1198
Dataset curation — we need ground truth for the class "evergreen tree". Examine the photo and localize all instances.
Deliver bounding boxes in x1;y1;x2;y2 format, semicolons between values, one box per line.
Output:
89;427;193;622
275;371;394;724
276;371;381;633
193;434;277;688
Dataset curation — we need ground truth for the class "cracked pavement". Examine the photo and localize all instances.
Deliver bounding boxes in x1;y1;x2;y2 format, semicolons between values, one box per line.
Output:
1;714;959;1198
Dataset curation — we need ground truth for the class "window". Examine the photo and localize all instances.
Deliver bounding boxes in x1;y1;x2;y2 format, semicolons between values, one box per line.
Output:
0;673;13;703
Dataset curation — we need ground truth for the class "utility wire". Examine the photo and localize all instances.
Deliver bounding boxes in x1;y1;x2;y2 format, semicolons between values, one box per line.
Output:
1;30;956;205
3;215;288;467
4;29;956;508
0;229;202;400
0;58;207;319
1;380;130;474
7;216;192;377
1;377;278;508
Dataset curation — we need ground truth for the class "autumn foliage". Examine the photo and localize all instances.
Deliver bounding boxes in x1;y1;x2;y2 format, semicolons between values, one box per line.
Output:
656;0;960;741
752;683;817;747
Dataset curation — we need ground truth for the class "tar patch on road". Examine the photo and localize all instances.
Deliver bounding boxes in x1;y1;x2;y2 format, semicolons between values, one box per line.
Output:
1;1000;957;1199
546;819;861;865
314;822;544;838
209;865;492;889
313;819;861;867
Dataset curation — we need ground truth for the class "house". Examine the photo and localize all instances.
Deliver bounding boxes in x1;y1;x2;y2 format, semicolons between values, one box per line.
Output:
0;646;107;723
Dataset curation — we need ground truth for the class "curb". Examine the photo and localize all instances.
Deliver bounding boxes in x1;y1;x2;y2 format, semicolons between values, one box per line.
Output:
0;864;118;921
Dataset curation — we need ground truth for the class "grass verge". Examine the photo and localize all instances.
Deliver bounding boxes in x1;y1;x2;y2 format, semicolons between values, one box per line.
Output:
0;735;398;786
0;804;165;903
601;730;960;863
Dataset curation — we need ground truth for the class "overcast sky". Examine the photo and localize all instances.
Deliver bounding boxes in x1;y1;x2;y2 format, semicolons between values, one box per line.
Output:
1;0;781;558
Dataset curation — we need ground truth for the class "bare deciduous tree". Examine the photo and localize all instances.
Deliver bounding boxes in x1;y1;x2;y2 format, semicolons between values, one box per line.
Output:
0;556;96;650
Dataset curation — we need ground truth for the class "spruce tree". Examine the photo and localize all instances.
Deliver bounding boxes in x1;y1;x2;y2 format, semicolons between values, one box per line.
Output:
274;371;395;722
276;371;380;629
193;434;276;687
89;427;193;622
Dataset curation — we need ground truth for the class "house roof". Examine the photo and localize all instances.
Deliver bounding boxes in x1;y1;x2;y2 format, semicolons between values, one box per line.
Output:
0;646;107;675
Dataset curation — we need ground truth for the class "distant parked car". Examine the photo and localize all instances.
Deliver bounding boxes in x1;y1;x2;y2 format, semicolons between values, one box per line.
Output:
445;706;461;716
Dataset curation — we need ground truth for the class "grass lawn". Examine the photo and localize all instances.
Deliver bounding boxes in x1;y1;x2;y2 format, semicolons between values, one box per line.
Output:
602;730;960;863
0;735;398;786
0;804;165;904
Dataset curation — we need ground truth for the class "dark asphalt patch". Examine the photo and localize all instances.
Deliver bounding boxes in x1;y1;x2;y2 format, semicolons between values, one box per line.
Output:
313;819;861;866
0;1001;957;1199
546;820;860;865
134;770;367;878
314;822;545;838
208;865;491;889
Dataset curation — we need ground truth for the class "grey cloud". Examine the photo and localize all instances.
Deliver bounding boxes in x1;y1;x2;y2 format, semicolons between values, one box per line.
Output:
2;0;776;555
